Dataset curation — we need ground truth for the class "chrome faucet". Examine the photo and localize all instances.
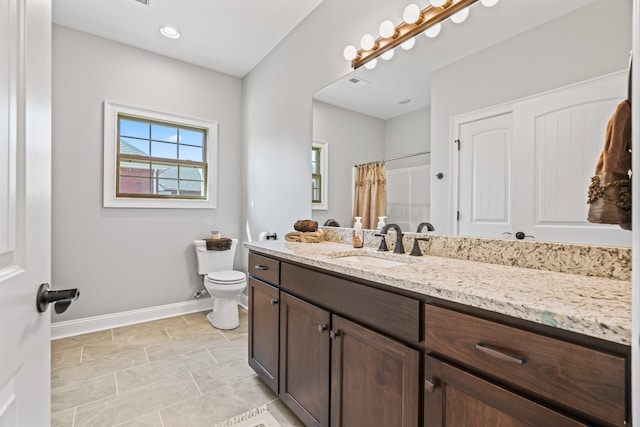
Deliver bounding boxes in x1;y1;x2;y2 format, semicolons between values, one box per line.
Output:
376;224;405;254
417;222;434;232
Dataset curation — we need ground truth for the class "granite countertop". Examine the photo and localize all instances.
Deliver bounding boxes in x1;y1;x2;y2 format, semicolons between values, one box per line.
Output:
244;240;632;346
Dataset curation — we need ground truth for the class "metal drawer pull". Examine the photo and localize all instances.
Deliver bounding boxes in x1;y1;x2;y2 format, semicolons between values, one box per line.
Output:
476;342;527;364
255;265;269;270
270;299;279;305
318;324;328;333
329;330;340;339
425;378;438;393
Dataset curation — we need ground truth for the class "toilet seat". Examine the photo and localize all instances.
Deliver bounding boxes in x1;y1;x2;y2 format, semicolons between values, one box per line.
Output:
206;270;246;285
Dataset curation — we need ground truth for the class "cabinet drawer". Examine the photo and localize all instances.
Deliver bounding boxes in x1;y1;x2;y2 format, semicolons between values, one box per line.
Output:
249;252;280;285
281;263;421;344
425;305;627;426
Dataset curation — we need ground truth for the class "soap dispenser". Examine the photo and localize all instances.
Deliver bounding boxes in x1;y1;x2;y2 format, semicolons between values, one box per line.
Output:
377;216;387;231
353;217;363;248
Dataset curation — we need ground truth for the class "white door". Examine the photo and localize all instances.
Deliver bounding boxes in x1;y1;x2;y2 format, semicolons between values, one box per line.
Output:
0;0;52;425
457;113;513;238
512;72;630;246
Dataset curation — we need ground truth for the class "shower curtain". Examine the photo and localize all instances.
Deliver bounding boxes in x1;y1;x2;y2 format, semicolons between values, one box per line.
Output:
353;162;387;229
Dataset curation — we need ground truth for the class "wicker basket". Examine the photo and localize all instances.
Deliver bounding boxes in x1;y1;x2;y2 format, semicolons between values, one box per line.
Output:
205;238;232;251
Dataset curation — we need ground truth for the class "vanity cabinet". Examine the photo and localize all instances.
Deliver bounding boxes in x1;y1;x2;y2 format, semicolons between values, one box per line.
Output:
330;314;419;427
424;356;588;427
248;250;629;427
279;292;331;427
248;253;281;393
424;304;628;426
248;252;421;427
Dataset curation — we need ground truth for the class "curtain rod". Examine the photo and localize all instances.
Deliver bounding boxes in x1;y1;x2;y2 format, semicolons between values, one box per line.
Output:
354;151;430;168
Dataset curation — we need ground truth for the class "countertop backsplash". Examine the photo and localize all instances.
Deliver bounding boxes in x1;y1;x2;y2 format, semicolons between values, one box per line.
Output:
320;227;631;281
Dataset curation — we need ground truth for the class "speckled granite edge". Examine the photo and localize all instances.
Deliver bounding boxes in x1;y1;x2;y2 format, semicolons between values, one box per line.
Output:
244;240;632;345
320;227;631;281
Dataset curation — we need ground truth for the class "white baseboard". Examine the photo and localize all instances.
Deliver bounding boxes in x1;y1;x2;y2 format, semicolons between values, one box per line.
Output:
51;297;216;340
238;293;248;310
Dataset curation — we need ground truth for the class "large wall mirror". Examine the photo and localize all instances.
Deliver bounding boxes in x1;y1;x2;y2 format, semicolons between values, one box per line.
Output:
312;0;632;247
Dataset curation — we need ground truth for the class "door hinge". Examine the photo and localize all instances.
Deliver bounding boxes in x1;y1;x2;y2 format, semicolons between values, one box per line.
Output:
454;139;460;151
457;211;460;221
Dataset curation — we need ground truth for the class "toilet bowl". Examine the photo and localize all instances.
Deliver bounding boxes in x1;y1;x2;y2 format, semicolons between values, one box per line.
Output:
193;239;247;330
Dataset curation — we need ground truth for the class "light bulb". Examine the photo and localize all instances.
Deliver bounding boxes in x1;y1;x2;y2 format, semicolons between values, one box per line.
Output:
403;4;422;24
379;20;396;38
159;25;181;39
381;49;395;61
451;7;469;24
423;23;441;38
343;45;358;61
360;34;376;50
400;37;415;50
429;0;448;7
364;59;378;70
480;0;500;6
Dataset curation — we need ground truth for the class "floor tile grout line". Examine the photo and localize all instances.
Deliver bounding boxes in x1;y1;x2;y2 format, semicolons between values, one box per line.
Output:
114;371;119;395
189;371;204;396
71;406;76;427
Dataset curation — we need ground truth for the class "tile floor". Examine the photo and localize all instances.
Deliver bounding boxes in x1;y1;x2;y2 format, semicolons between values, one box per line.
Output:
51;308;305;427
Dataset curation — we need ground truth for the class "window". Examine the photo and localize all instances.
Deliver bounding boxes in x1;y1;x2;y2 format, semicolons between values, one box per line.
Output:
104;102;217;208
312;140;328;210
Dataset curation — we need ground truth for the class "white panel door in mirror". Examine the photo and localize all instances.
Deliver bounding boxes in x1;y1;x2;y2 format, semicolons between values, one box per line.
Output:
458;113;513;238
513;71;630;247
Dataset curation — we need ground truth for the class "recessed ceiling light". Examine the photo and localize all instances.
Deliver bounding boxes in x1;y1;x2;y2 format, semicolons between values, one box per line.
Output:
160;26;181;39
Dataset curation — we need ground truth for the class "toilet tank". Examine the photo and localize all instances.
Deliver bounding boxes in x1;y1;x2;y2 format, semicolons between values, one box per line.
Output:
193;239;238;274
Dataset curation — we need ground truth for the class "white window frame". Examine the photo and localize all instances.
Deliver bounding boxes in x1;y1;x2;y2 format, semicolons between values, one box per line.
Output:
103;101;218;209
312;140;328;211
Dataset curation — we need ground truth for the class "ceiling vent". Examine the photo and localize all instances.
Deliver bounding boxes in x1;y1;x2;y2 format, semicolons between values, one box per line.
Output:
348;77;369;87
133;0;150;5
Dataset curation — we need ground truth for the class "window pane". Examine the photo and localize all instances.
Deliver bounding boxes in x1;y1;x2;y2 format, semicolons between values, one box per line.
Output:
120;119;149;139
155;178;177;195
180;165;204;181
179;129;205;147
151;124;179;142
120;137;149;156
152;163;178;179
151;141;177;160
119;176;150;195
312;176;321;203
179;144;204;161
179;180;204;196
119;159;150;177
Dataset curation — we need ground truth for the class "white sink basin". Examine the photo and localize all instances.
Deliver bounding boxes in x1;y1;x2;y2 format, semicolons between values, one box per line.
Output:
333;255;407;268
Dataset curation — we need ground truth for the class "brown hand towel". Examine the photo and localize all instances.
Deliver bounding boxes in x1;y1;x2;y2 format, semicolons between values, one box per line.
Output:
587;99;632;230
294;220;318;232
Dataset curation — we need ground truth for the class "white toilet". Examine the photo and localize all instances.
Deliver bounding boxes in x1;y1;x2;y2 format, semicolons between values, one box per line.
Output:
193;238;246;329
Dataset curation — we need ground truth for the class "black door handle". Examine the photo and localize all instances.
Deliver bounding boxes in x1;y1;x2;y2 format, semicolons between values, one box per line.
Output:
36;283;80;314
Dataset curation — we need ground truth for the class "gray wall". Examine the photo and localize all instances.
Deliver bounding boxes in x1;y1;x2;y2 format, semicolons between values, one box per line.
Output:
312;101;385;227
241;0;408;247
385;107;430;161
429;0;632;233
52;25;243;322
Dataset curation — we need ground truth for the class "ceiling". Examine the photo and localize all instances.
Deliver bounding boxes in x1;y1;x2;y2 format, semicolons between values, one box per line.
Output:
52;0;325;78
313;0;598;120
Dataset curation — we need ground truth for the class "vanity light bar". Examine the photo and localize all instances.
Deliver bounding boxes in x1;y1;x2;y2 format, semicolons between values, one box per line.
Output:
351;0;479;70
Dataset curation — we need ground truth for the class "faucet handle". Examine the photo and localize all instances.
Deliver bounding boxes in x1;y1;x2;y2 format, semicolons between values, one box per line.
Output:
374;233;389;252
410;237;429;256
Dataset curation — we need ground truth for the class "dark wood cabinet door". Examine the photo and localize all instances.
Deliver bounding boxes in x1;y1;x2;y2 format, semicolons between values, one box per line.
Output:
279;292;331;427
423;356;589;427
331;315;420;427
248;277;280;393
